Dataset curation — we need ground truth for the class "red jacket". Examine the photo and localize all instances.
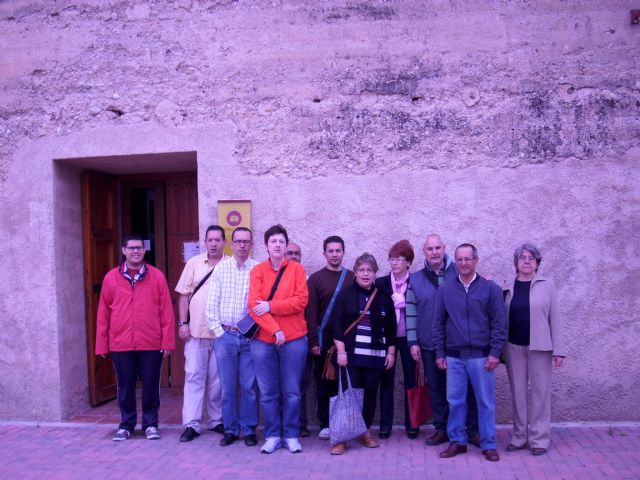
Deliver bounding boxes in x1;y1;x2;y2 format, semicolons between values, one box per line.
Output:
95;263;175;355
249;258;308;343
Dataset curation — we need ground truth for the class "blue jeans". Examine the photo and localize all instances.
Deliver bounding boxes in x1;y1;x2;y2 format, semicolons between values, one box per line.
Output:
446;356;496;450
251;336;308;438
422;349;479;435
214;331;259;436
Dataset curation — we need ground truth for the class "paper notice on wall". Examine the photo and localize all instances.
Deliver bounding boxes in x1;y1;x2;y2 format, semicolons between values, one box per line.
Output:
183;241;201;263
144;239;151;251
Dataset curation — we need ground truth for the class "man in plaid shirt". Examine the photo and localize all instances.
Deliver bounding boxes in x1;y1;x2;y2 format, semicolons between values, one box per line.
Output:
205;227;260;447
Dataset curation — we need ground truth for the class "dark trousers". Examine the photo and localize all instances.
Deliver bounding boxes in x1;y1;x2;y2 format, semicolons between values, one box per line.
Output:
111;350;163;432
299;353;314;428
312;350;338;429
421;348;478;435
379;337;416;433
344;365;381;429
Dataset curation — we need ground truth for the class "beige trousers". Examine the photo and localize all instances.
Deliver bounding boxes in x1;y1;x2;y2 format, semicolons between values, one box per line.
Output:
506;343;552;449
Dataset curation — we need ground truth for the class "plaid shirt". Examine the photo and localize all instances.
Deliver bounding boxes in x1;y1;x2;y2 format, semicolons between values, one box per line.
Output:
205;256;259;338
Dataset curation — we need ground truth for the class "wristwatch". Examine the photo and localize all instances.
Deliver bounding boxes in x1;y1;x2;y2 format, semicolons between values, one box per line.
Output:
178;321;189;327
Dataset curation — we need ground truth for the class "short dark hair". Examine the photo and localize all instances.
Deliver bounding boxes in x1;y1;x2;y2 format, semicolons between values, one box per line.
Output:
323;235;345;252
205;225;225;240
232;226;252;242
122;234;143;248
455;243;478;259
264;224;288;245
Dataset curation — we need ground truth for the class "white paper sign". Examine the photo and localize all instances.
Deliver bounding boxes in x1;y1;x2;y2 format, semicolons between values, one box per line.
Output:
183;241;201;263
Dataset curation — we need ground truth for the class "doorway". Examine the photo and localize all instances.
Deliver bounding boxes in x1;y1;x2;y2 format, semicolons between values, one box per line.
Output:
83;171;198;406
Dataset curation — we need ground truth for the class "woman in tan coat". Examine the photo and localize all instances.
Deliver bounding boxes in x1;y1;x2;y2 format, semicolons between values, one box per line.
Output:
503;243;566;456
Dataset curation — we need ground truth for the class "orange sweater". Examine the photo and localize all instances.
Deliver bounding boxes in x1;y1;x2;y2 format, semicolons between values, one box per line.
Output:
249;258;308;343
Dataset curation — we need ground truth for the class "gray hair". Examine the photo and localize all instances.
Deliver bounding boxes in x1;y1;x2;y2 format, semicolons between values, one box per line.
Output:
354;252;379;273
513;242;542;272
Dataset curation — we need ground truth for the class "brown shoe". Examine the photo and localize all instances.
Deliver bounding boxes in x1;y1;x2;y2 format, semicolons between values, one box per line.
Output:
482;449;500;462
467;433;481;448
359;432;379;448
439;442;467;458
506;443;527;452
531;447;547;456
426;431;449;446
330;442;346;455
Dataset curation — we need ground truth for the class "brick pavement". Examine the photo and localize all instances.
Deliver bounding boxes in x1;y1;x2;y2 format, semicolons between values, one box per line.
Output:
1;422;639;480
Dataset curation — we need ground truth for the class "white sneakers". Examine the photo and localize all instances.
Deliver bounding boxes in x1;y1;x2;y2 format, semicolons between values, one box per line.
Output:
260;437;282;454
145;426;160;440
318;428;330;440
284;438;302;453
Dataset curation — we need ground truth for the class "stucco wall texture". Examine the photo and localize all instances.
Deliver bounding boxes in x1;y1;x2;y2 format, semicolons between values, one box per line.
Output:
0;1;638;422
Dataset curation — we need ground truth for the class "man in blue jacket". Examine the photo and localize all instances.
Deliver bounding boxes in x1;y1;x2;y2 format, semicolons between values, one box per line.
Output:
433;243;506;462
406;234;480;447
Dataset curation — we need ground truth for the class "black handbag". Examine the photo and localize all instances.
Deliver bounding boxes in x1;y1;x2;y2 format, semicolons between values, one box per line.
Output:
238;266;287;339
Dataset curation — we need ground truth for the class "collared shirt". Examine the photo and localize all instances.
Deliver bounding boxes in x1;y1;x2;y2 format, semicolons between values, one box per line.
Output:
175;253;228;338
121;262;147;286
459;273;477;292
206;256;259;338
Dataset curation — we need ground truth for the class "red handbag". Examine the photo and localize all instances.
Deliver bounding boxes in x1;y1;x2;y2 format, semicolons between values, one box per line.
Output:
407;361;433;429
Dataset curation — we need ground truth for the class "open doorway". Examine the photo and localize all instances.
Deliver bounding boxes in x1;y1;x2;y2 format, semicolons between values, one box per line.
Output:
82;170;198;406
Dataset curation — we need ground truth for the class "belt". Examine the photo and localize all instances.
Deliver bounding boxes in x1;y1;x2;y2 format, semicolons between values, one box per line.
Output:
445;347;490;359
222;324;240;333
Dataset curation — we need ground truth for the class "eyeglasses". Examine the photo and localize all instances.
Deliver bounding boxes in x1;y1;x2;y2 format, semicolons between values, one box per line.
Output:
389;257;407;264
125;246;144;251
356;267;375;274
286;251;301;256
518;255;537;262
232;240;252;245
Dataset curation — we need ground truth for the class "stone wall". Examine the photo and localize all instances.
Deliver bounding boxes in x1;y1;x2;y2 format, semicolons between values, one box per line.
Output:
0;1;638;422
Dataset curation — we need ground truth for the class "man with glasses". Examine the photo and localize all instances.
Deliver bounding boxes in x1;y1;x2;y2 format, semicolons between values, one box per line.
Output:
305;236;354;440
175;225;228;442
206;227;260;447
432;243;506;462
96;234;175;441
406;233;481;447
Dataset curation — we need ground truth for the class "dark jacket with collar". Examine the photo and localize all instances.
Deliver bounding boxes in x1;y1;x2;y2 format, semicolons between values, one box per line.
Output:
406;255;458;350
432;274;507;360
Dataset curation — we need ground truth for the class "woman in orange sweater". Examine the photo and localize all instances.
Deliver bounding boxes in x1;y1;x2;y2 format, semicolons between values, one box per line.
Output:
249;224;309;454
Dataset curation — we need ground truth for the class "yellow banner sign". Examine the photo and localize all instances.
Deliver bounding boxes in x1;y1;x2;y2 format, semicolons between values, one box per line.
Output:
218;200;251;256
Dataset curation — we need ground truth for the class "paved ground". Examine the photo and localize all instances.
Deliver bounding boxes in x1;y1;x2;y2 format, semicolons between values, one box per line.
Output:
1;421;639;480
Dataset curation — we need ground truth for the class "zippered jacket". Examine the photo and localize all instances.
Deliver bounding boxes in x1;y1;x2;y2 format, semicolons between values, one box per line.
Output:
96;262;175;354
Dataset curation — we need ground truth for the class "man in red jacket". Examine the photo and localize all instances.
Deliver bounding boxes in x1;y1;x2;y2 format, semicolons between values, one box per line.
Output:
95;234;175;441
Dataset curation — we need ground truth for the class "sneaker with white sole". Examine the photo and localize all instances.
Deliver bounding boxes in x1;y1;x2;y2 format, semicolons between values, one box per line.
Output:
260;436;282;454
318;428;330;440
112;429;131;441
284;437;302;453
145;426;160;440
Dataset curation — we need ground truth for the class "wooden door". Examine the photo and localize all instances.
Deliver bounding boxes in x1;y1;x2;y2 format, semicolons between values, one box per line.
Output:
82;173;119;406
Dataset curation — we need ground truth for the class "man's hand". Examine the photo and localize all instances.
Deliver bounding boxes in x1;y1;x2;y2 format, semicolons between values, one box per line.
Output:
311;346;321;356
484;355;499;371
385;352;395;370
436;357;447;370
410;345;422;362
161;350;173;358
178;324;190;340
274;330;285;346
253;300;270;316
553;355;564;367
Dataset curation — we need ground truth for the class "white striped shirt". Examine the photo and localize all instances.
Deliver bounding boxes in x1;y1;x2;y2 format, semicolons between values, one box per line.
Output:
205;256;259;338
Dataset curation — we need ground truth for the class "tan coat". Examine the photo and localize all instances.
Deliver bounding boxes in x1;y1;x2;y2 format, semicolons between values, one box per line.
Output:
504;274;567;357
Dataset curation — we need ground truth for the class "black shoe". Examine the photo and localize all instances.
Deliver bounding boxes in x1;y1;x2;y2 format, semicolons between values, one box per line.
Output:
379;431;391;439
244;434;257;446
407;430;419;440
219;433;239;446
179;427;200;443
209;424;225;435
300;426;310;438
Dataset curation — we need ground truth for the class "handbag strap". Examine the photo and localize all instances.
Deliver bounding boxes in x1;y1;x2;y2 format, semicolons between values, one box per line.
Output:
337;366;353;394
415;359;425;387
343;288;378;336
267;266;287;301
317;267;348;349
190;268;214;303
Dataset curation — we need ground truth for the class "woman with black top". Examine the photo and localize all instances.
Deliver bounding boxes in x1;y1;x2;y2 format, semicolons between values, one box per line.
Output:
329;253;397;455
503;243;567;456
375;240;419;439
